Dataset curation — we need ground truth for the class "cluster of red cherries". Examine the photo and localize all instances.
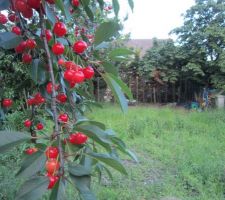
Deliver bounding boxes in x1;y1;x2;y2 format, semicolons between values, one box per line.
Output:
0;0;89;65
25;131;87;189
1;0;94;189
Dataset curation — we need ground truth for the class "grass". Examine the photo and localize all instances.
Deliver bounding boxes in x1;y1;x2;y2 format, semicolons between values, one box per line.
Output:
87;105;225;200
1;105;225;200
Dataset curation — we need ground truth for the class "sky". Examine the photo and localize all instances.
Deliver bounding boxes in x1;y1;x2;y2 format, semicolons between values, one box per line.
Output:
118;0;195;39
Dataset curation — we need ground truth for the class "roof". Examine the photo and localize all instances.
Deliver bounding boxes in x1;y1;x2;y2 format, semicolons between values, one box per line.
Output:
125;39;154;56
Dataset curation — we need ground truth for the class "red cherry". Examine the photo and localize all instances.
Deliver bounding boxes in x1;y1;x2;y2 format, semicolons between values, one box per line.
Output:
64;69;75;82
53;22;67;37
36;123;44;130
46;0;55;4
69;132;88;145
58;113;68;123
45;29;52;42
72;71;85;83
39;97;46;104
34;92;42;99
27;98;35;106
69;8;74;14
27;0;41;9
15;0;28;12
69;82;76;88
52;42;65;55
22;53;32;64
86;34;94;39
83;66;94;79
26;39;37;49
21;7;33;19
47;175;59;189
2;98;13;107
45;146;59;159
72;0;80;7
58;58;64;65
8;13;17;22
81;27;86;33
0;14;7;24
34;92;45;105
46;82;59;94
24;119;32;128
45;159;60;175
46;82;53;94
25;147;38;155
64;61;79;70
56;93;67;103
15;41;27;53
12;26;21;35
73;40;88;54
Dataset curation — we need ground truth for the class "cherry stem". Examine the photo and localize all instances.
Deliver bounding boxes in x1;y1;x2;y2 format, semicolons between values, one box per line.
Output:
40;7;64;174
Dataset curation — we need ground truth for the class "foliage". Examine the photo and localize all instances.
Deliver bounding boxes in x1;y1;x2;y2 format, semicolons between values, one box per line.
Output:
171;0;225;89
0;0;135;199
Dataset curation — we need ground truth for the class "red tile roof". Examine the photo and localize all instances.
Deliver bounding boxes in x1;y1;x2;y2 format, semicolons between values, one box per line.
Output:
125;39;154;56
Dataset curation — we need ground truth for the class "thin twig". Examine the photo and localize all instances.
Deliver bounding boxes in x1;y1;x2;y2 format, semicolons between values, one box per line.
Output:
40;8;64;174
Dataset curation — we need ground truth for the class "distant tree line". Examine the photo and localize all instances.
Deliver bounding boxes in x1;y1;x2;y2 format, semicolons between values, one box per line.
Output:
121;0;225;103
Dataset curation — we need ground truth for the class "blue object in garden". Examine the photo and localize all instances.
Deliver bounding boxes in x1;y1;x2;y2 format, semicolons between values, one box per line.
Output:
191;102;199;110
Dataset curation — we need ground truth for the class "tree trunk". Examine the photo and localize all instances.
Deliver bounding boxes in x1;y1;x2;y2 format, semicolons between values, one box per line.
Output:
136;76;139;103
172;83;176;102
153;87;156;104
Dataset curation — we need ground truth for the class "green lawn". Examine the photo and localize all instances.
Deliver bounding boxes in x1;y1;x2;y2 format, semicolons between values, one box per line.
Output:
1;105;225;200
88;105;225;200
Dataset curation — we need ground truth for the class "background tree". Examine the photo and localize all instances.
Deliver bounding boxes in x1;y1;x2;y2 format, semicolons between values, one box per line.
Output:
172;0;225;89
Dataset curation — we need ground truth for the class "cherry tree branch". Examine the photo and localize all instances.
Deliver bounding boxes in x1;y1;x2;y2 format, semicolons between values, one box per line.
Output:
39;8;64;174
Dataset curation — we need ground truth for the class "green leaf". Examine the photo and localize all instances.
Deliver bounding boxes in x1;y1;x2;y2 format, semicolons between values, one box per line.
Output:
109;48;133;61
16;151;46;178
108;73;133;100
49;178;66;200
15;176;49;200
102;165;113;180
68;163;91;176
75;124;111;151
0;131;30;154
97;0;104;10
0;0;10;11
88;152;128;175
94;21;120;46
56;38;69;45
101;61;118;76
55;0;71;19
0;32;22;49
31;59;46;85
83;5;94;21
127;0;134;11
76;118;106;130
81;0;90;7
45;4;56;24
110;136;138;162
112;0;120;17
102;73;128;113
70;175;96;200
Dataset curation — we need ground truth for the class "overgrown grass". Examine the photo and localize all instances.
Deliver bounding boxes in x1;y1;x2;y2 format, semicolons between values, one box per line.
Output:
88;105;225;200
1;105;225;200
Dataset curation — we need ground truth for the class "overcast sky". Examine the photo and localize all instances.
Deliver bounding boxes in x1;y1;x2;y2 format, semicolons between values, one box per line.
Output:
118;0;195;39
